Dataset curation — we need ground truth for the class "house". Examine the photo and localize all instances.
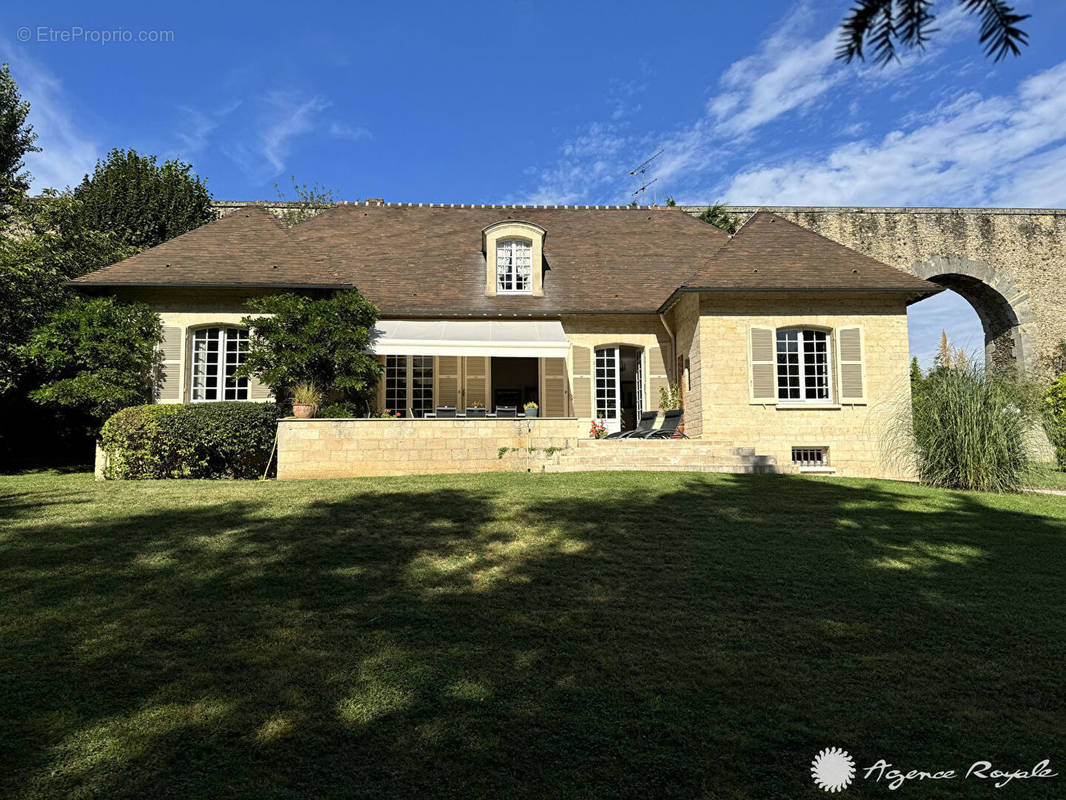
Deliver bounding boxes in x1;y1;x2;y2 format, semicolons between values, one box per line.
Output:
73;201;941;478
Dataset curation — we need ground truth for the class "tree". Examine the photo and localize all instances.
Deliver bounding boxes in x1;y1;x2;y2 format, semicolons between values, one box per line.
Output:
59;148;215;250
0;63;40;226
238;290;383;406
273;175;337;228
838;1;1030;66
698;203;740;234
23;297;163;430
910;356;924;390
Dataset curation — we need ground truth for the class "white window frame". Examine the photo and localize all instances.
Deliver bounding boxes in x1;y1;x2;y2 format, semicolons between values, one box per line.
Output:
189;326;250;402
775;328;833;404
384;355;434;417
496;239;533;294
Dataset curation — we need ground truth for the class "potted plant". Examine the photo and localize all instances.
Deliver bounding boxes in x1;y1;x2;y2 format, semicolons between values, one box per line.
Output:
291;382;323;419
524;401;539;418
590;419;608;438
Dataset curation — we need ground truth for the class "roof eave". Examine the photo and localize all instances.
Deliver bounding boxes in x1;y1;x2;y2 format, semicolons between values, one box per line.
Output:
658;283;944;313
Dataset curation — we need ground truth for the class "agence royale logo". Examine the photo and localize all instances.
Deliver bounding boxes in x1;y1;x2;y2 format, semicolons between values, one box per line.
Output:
810;748;1057;792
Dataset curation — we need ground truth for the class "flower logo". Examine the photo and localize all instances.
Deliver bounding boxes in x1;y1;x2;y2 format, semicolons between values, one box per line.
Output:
811;747;856;792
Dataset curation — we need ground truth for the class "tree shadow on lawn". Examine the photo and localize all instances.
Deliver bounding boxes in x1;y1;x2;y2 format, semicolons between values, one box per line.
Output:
1;473;1064;799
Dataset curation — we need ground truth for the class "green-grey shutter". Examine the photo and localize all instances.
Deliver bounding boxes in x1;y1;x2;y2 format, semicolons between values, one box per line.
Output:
157;326;182;402
837;327;866;403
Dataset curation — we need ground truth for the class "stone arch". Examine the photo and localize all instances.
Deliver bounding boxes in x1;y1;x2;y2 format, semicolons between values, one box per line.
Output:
910;255;1037;374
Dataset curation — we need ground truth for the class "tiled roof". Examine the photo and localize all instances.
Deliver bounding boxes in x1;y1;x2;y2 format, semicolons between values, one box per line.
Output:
673;211;939;302
70;207;347;289
73;203;941;312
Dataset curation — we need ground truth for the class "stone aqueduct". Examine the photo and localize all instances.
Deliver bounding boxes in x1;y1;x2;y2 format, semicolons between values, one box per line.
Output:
216;201;1066;377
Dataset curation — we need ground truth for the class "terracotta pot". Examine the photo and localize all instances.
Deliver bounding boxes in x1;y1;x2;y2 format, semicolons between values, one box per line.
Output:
293;403;315;419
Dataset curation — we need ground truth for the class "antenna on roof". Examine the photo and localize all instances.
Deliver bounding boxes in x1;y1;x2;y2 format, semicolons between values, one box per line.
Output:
629;149;663;206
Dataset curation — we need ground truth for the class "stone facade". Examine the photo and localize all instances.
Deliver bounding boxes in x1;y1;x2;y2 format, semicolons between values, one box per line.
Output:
688;206;1066;377
277;417;584;479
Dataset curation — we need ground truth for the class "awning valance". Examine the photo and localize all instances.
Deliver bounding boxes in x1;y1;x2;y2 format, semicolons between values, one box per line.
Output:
371;320;570;359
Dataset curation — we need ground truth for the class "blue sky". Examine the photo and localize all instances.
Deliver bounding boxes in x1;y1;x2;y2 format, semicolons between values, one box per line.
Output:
4;0;1064;367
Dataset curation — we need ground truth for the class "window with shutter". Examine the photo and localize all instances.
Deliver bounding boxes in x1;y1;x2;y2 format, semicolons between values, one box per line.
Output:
571;345;592;417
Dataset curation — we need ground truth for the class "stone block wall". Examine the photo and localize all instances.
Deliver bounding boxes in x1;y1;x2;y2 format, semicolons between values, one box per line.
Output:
277;418;584;479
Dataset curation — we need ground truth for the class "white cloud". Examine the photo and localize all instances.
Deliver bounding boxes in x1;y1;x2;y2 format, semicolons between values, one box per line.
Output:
260;91;330;173
719;61;1066;206
328;122;372;142
0;44;100;191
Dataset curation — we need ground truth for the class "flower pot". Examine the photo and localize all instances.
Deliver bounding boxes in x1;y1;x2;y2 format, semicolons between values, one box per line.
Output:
524;408;539;418
293;404;315;419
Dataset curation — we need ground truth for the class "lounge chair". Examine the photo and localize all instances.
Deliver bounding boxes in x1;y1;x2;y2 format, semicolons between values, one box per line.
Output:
605;410;658;439
495;406;517;417
465;406;487;418
632;409;687;439
435;406;457;418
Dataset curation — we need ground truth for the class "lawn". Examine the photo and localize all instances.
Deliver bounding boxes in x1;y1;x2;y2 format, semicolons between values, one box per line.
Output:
1;471;1064;799
1026;463;1066;491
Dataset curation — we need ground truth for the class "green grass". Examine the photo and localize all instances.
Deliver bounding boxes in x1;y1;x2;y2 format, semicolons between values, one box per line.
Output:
1;471;1064;799
1025;462;1066;491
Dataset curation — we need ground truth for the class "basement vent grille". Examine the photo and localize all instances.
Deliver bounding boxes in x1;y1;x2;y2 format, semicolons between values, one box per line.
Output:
792;447;828;467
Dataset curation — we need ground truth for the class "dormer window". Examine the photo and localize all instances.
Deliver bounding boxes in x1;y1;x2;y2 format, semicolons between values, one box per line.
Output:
496;239;533;294
482;220;546;297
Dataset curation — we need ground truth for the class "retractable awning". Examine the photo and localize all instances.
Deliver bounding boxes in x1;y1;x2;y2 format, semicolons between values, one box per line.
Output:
371;320;570;359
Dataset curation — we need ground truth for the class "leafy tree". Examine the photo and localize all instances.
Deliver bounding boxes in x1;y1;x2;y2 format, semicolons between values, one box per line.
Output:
274;175;337;228
23;297;162;430
0;196;136;394
238;290;383;406
0;63;40;226
698;203;740;234
838;1;1030;65
1044;375;1066;471
59;148;215;250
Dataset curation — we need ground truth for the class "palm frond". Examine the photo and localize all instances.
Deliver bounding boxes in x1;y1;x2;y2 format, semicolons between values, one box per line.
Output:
960;0;1031;61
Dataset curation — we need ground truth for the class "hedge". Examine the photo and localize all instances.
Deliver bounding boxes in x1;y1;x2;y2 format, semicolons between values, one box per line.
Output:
100;402;283;479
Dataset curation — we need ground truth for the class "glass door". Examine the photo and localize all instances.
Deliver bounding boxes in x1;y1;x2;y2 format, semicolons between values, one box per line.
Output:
595;347;621;433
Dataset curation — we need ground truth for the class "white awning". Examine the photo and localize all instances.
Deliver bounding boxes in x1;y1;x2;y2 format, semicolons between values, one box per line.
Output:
371;319;570;358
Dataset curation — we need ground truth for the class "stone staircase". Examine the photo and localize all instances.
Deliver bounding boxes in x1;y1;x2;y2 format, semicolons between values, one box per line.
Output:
542;438;781;474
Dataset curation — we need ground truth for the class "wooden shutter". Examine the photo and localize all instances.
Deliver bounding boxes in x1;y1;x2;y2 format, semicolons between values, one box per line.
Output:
571;345;592;418
540;358;568;417
647;345;670;412
464;356;490;408
436;356;461;408
749;327;777;403
248;375;273;401
156;326;182;402
837;327;866;403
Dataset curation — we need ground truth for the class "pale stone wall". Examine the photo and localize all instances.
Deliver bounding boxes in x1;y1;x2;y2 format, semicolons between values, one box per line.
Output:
277;418;584;479
668;293;703;439
695;292;914;479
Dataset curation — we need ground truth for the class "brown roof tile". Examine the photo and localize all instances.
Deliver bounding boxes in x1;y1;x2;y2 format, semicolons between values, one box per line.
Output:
675;211;941;303
70;206;347;289
74;204;940;313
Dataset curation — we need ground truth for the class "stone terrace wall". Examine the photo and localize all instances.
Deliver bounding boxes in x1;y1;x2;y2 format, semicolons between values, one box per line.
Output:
277;418;584;480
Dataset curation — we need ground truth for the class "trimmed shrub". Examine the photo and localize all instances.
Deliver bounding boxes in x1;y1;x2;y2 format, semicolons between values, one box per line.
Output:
99;404;182;479
1044;375;1066;470
904;365;1038;492
100;402;282;479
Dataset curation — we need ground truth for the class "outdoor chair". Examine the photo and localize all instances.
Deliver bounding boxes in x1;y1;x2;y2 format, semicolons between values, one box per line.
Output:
495;406;517;417
632;409;687;439
465;407;487;418
435;406;457;418
605;410;658;439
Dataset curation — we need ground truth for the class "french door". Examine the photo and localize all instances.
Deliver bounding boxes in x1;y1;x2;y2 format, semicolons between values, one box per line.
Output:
595;347;622;433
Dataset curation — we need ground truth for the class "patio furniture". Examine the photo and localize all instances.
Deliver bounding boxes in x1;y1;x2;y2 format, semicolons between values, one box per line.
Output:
466;407;487;418
605;410;657;439
632;409;687;439
435;406;457;418
495;406;517;418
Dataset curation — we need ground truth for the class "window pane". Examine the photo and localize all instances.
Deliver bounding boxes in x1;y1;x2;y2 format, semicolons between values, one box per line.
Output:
802;330;830;400
776;330;800;400
385;355;407;415
496;240;532;293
